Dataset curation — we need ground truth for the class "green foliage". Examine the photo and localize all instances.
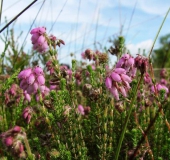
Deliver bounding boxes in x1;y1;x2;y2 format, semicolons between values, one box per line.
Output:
152;33;170;68
1;22;170;160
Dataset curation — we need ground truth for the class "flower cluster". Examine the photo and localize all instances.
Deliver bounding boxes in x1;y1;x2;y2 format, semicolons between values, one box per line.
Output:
81;49;94;61
18;66;49;101
49;64;72;90
116;53;136;78
46;60;55;75
160;68;167;78
82;49;108;64
30;27;49;53
22;107;33;124
0;126;26;158
151;83;169;95
49;34;65;48
105;68;132;100
77;105;91;115
144;72;152;85
134;55;148;74
5;84;21;107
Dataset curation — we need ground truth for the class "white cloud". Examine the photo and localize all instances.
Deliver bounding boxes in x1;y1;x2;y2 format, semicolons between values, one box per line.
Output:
1;0;169;66
2;0;116;25
119;0;170;16
126;39;153;56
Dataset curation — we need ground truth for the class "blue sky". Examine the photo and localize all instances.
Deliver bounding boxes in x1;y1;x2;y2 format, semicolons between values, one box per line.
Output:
1;0;170;65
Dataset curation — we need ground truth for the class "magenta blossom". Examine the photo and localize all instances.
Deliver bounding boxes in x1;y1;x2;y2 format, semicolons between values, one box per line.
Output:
22;107;33;124
160;68;167;78
30;27;49;53
144;73;152;85
4;136;13;146
105;68;132;100
18;66;49;101
116;53;136;78
151;83;169;95
134;55;148;74
77;105;85;115
46;60;54;75
0;126;26;158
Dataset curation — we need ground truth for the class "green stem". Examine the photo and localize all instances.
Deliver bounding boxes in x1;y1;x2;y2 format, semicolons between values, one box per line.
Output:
115;74;143;160
148;7;170;59
24;136;35;160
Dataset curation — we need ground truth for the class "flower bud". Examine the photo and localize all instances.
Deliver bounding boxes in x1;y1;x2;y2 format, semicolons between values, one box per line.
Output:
4;136;13;147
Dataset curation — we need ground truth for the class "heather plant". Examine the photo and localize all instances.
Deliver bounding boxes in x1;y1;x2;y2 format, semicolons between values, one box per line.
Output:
0;9;170;160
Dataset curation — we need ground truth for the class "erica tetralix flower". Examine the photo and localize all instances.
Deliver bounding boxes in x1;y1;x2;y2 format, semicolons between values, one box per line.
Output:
18;66;49;101
105;68;132;100
30;27;49;53
116;53;136;78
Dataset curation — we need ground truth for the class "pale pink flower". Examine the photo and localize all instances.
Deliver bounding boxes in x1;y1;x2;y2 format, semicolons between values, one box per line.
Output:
116;53;136;78
22;107;33;124
160;69;167;78
105;68;132;100
151;83;169;95
110;86;119;100
78;105;85;115
105;77;112;89
30;27;49;53
23;91;31;102
18;66;49;101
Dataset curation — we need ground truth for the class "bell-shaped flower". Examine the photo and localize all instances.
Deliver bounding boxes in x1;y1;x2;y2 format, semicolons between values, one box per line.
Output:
111;72;122;82
105;77;112;89
110;87;119;100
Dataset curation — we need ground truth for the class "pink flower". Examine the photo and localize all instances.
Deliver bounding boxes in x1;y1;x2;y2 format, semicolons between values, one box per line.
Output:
18;68;32;79
22;107;33;124
81;52;86;59
33;66;44;76
78;105;85;115
110;86;119;100
24;91;31;102
160;69;167;78
105;68;132;100
27;74;35;85
120;86;127;97
121;74;132;83
151;83;169;94
134;55;148;74
9;84;17;96
18;66;45;95
116;53;136;78
144;73;152;85
13;126;21;133
12;140;24;154
30;27;49;53
160;79;167;85
111;72;122;82
50;85;57;90
84;49;94;61
46;60;54;74
114;68;126;74
5;136;13;146
105;77;112;89
37;75;45;85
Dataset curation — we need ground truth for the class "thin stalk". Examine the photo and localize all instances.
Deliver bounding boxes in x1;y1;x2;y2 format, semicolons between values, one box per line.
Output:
0;0;3;25
0;0;38;33
148;7;170;59
24;136;35;160
115;74;143;160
